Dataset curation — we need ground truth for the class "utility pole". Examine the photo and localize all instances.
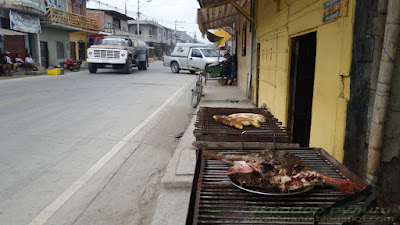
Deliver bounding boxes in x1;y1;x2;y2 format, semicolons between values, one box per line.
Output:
174;20;184;46
137;0;140;37
137;0;151;37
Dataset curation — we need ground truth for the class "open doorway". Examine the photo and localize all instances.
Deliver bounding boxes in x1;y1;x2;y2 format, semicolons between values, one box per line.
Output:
40;41;49;68
287;32;317;147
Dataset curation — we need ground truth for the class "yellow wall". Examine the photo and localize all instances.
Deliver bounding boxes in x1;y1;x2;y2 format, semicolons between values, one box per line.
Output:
256;0;355;161
69;31;89;61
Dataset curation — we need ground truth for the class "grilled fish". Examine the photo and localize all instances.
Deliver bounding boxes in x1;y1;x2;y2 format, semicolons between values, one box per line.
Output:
203;149;302;168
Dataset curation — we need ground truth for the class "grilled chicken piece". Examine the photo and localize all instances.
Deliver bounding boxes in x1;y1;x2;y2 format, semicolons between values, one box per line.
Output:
203;149;302;168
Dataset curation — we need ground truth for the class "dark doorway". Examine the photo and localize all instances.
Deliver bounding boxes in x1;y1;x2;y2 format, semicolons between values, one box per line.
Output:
40;41;49;68
287;32;317;147
78;42;86;60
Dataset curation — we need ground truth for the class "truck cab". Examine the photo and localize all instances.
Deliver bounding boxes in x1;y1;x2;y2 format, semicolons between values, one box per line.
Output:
87;35;148;74
163;43;223;74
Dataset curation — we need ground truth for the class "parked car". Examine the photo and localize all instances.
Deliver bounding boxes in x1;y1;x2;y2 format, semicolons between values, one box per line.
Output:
163;43;223;74
87;35;149;74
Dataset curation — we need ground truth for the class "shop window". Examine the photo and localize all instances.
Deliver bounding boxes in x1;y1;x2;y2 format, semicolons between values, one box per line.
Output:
56;42;65;59
242;21;247;56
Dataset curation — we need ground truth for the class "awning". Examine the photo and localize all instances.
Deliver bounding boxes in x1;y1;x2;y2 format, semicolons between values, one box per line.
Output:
0;28;26;36
197;0;254;34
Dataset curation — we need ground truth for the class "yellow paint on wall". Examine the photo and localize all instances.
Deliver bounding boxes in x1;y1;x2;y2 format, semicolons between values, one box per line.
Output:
70;31;89;61
256;0;355;162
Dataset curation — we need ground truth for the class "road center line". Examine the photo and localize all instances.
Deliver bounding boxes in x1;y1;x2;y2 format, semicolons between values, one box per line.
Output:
28;84;186;225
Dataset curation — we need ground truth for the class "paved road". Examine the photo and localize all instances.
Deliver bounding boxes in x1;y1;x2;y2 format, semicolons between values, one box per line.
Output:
0;62;196;225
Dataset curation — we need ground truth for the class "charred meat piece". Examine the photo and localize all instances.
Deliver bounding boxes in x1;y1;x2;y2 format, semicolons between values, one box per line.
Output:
203;149;302;168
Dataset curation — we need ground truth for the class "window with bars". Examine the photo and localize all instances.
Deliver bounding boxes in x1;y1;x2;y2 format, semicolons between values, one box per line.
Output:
56;42;65;59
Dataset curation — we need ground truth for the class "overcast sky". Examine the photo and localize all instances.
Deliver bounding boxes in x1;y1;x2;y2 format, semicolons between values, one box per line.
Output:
87;0;211;43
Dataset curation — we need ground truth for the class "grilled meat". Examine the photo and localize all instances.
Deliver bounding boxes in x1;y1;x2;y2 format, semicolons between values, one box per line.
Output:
213;113;266;129
226;161;366;194
229;113;266;122
213;115;243;129
203;149;302;168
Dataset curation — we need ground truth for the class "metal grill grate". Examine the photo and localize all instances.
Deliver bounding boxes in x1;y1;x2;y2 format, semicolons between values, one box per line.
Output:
186;148;385;225
194;107;290;143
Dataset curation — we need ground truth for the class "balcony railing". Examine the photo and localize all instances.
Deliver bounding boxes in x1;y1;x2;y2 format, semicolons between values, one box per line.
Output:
42;7;99;31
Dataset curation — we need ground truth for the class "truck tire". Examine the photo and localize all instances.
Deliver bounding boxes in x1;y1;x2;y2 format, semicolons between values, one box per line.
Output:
88;63;97;73
123;56;133;74
142;59;147;70
171;62;180;73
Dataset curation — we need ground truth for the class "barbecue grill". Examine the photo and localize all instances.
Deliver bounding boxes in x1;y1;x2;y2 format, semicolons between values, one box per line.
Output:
186;148;393;225
194;107;291;145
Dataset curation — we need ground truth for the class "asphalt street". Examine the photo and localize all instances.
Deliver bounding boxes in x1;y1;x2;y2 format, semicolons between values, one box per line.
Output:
0;62;197;225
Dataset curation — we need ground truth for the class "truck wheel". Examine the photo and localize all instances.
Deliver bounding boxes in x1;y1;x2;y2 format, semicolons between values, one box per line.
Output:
171;62;180;73
123;57;133;74
88;63;97;73
142;60;147;70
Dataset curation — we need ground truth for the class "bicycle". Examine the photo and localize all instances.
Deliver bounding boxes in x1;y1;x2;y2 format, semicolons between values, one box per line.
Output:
191;68;207;108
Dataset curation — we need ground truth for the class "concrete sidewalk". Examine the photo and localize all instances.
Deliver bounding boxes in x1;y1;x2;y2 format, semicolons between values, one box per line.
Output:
151;79;256;225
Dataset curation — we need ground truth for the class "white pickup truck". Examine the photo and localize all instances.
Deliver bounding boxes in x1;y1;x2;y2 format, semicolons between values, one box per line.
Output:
163;43;223;74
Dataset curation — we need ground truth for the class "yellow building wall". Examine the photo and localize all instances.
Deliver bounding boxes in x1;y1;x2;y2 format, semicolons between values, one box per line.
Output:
69;31;89;61
256;0;355;162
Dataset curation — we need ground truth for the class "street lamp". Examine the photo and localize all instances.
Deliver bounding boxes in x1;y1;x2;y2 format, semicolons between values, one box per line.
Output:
137;0;151;37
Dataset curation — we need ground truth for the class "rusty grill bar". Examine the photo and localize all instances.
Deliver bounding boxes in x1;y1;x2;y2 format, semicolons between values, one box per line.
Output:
194;107;290;143
186;148;387;225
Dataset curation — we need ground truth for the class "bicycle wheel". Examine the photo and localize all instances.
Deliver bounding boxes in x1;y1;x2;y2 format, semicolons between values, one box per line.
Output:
191;81;202;108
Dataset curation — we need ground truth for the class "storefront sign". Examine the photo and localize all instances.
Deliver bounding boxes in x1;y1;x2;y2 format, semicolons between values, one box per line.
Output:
323;0;341;22
22;0;46;13
10;10;41;33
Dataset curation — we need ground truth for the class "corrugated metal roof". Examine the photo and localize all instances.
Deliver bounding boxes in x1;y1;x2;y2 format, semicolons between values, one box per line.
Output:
197;0;250;33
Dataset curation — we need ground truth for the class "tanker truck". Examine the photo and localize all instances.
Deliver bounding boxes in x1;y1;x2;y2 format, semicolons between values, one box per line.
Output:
87;35;149;74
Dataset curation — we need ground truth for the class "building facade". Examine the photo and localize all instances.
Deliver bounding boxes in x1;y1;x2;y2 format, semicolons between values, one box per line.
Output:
87;9;132;37
0;0;45;65
40;0;99;67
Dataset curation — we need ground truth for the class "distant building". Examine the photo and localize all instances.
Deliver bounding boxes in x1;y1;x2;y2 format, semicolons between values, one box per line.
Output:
128;20;175;56
87;9;133;37
175;31;197;44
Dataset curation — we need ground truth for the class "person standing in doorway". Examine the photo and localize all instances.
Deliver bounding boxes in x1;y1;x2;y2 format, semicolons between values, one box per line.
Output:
230;52;237;85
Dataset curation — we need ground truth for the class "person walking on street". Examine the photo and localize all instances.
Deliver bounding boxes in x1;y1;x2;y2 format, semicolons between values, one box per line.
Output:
25;54;39;71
